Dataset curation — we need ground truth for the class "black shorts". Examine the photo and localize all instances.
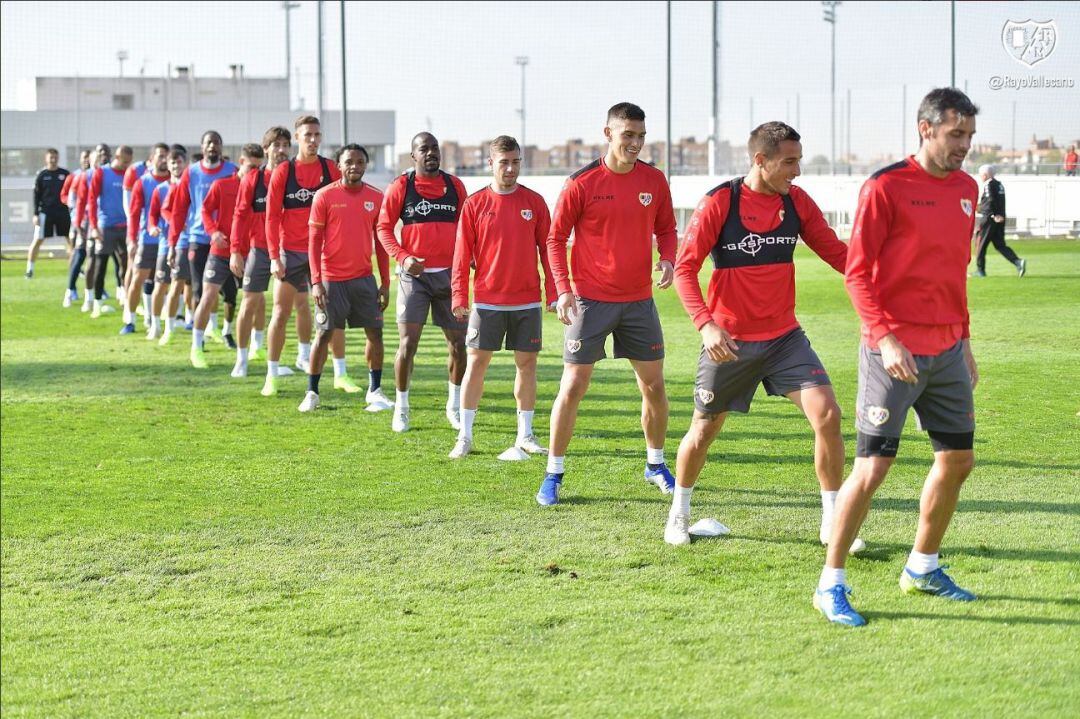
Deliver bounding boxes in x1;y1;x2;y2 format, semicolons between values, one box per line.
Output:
283;250;311;293
466;307;543;352
135;242;159;271
189;244;211;302
94;226;127;256
243;247;272;293
693;327;830;414
316;276;383;331
38;210;71;239
563;296;664;364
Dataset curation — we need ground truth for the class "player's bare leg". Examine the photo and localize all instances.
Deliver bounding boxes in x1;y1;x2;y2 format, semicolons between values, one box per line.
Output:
391;322;422;431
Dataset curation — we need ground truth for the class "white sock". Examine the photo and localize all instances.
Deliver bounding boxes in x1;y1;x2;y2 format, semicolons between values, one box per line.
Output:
151;316;161;334
123;307;133;324
546;455;565;474
142;292;152;316
192;329;204;350
333;357;347;378
237;347;249;367
448;381;461;410
93;299;102;312
821;490;838;524
222;319;232;336
396;390;409;411
819;566;847;591
267;360;279;378
298;342;311;362
253;330;265;350
208;313;218;333
26;259;34;272
905;550;939;576
184;308;193;323
517;409;535;440
670;484;693;517
647;446;665;465
460;408;477;441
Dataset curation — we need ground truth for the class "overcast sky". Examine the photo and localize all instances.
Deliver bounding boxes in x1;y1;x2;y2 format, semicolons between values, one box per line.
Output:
2;1;1078;161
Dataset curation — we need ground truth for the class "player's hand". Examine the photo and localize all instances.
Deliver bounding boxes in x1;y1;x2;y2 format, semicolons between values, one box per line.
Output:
148;225;160;238
211;231;228;250
452;306;469;320
556;292;577;326
546;301;557;313
271;257;285;280
378;284;390;311
229;252;245;279
167;246;178;271
701;322;739;363
402;256;425;277
962;339;979;389
32;214;40;227
992;214;1004;224
879;334;918;384
90;227;100;241
655;260;674;289
311;282;327;310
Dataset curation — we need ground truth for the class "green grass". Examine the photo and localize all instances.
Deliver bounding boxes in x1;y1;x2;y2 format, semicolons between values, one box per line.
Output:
2;242;1078;718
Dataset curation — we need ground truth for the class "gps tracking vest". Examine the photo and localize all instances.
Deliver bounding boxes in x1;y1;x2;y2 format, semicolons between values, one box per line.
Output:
252;169;269;214
400;170;460;225
710;177;801;269
283;157;332;209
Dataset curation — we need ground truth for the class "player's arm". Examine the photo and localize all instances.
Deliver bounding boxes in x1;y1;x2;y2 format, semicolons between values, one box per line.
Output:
450;200;477;317
534;199;557;309
845;179;917;383
376;178;416;271
992;181;1006;222
653;178;678;288
60;173;74;208
230;173;254;257
265;163;286;262
203;182;226;250
793;188;847;273
307;193;327;308
674;192;739;362
167;170;192;249
148;186;164;237
546;178;585;324
127;183;145;248
33;171;44;216
86;169;102;234
369;195;390;309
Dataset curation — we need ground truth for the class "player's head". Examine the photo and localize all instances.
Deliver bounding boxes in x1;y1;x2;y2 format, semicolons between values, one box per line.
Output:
115;145;133;170
79;149;91;170
604;102;646;166
93;144;110;166
747;122;802;195
150;143;170;174
916;87;978;173
411;132;440;175
294;115;321;158
44;148;59;170
239;143;264;177
167;148;187;179
201;130;223;164
262;125;292;168
488;135;521;190
337;143;369;185
978;164;995;180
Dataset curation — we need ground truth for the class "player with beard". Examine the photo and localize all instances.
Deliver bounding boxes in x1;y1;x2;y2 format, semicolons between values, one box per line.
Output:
26;148;70;279
121;143;170;335
74;144;110;313
377;132;469;432
87;145;133;318
151;148;193;344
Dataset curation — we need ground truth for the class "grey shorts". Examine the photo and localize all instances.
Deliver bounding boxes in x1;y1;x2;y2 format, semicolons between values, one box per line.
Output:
397;269;461;328
467;307;543;352
94;226;127;256
316;275;384;332
135;242;159;271
243;247;272;293
203;253;234;287
75;223;91;251
154;243;173;284
855;341;975;437
694;327;830;414
283;250;310;292
563;296;664;364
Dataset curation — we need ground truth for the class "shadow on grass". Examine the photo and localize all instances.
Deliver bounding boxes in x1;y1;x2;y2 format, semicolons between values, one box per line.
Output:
865;610;1080;627
724;487;1080;516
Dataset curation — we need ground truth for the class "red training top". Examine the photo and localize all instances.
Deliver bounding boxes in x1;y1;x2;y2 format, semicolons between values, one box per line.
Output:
127;171;170;247
845;157;977;355
547;159;677;303
377;171;469;269
230;168;270;255
60;170;78;208
265;157;341;259
75;169;93;227
451;185;557;308
308;180;389;285
674;180;847;341
202;174;241;259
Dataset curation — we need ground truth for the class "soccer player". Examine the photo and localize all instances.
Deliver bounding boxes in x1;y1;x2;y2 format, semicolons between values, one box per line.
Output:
166;130;238;342
448;135;556;457
86;145;133;318
262;115;341;395
668;121;864;553
151;148;193;344
74;144;110;312
377;132;469;432
121;143;170;335
229;126;290;377
61;149;91;306
188;144;261;368
536;102;678;506
298;144;392;412
27;148;71;279
815;88;981;627
971;165;1025;278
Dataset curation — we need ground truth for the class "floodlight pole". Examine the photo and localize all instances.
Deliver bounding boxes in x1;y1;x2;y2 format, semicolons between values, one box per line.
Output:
709;0;720;175
950;0;956;87
515;56;529;149
822;2;841;175
666;1;672;178
282;1;301;110
317;0;324;122
340;0;348;144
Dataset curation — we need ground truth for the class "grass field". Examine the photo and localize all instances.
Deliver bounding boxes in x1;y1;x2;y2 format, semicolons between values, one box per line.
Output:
2;242;1078;718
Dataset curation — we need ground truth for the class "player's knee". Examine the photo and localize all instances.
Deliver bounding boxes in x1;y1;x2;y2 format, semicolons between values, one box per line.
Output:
399;335;420;357
940;450;975;480
851;461;890;493
814;401;843;435
560;375;590;402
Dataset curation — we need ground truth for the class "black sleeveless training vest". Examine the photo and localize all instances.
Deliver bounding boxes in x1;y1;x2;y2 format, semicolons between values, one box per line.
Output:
282;157;332;210
252;169;269;214
709;177;802;269
399;170;460;226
